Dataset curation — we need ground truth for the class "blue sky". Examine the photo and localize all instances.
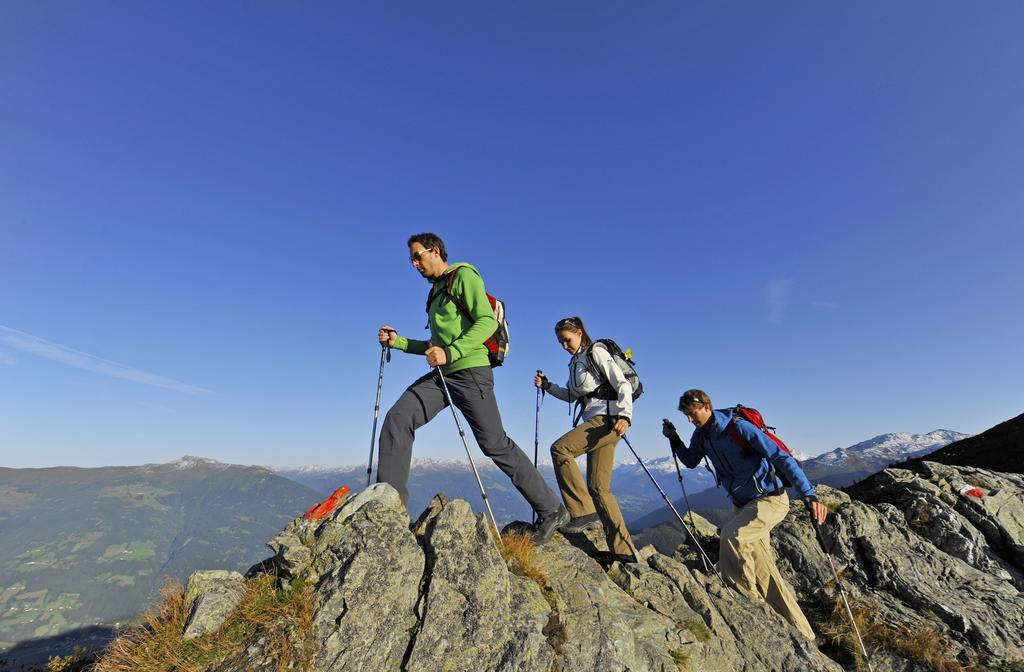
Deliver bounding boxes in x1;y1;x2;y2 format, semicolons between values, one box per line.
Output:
2;3;1022;469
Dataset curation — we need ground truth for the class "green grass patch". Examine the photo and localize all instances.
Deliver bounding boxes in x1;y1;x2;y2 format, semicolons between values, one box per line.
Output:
98;484;174;512
0;486;35;514
98;540;157;564
94;571;140;587
71;532;104;553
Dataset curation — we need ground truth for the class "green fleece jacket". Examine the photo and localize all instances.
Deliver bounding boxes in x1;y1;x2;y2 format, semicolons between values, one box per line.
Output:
393;262;497;374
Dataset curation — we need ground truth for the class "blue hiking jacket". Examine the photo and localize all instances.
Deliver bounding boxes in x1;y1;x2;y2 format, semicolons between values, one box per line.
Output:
674;409;816;507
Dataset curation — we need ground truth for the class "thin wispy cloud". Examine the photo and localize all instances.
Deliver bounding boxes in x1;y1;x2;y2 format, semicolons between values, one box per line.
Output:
0;325;212;395
767;278;793;324
138;401;176;413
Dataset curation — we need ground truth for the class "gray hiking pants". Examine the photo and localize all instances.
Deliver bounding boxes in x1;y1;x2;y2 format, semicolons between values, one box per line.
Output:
377;366;561;515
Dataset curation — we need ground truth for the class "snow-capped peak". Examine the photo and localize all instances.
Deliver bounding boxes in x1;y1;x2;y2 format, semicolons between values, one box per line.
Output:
809;430;968;467
165;455;228;470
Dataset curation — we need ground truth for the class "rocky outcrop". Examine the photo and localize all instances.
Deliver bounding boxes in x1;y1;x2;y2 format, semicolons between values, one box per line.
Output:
169;459;1023;672
775;463;1024;671
407;500;552;672
183;483;835;672
534;532;690;672
612;554;838;672
308;490;423;671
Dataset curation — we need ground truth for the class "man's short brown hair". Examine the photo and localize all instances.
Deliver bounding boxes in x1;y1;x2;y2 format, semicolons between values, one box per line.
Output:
407;232;447;262
679;389;712;411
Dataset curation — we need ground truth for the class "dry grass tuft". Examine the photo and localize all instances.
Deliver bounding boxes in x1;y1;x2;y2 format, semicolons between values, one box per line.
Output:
684;618;711;643
815;595;974;672
669;646;691;671
499;531;551;593
93;580;197;672
45;646;93;671
498;531;569;659
93;574;316;672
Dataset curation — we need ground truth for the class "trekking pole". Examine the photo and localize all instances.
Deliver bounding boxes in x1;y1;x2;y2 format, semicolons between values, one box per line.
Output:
620;436;719;579
435;366;502;543
664;419;700;537
533;371;544;525
365;341;391;487
812;517;873;670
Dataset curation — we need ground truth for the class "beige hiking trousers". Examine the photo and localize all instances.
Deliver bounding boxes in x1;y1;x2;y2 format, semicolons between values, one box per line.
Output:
720;491;816;640
551;415;639;558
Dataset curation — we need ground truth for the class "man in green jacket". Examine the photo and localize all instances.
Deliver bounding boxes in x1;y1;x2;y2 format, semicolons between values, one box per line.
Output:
377;233;569;543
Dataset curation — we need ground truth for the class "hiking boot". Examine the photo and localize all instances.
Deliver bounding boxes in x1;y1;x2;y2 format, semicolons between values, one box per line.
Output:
533;504;570;545
558;512;602;533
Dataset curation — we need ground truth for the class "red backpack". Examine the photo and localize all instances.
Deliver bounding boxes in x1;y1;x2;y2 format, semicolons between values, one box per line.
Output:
725;404;796;487
429;266;510;367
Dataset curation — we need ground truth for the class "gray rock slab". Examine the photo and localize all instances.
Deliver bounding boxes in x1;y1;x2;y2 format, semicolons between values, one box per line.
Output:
182;570;245;640
776;477;1024;669
636;554;840;672
533;535;688;672
406;499;553;672
308;499;425;672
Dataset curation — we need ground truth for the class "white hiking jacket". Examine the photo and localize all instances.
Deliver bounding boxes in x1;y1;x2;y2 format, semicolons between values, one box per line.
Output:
546;343;633;424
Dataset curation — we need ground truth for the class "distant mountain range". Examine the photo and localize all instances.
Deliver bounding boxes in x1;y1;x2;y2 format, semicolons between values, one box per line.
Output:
0;457;318;666
801;429;968;487
269;455;718;527
275;430;967;532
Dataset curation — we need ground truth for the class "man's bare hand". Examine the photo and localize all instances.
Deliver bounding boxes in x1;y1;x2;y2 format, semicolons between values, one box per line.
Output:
613;418;630;437
808;499;828;526
425;346;447;368
378;326;398;347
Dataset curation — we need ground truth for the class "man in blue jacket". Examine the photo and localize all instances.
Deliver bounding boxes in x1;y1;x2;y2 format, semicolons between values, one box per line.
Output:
664;389;826;641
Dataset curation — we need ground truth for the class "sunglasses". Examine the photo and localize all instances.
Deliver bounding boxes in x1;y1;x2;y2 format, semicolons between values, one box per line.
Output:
555;317;580;330
409;247;434;263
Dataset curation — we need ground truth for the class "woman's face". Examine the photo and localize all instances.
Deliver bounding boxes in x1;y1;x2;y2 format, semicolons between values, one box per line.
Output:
556;329;582;354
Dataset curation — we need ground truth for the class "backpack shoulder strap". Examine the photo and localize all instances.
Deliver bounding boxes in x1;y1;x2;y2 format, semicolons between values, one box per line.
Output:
583;343;609;382
726;418;757;456
438;266;474;319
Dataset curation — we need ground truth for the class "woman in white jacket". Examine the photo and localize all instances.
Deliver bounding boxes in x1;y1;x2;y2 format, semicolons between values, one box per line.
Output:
534;316;639;563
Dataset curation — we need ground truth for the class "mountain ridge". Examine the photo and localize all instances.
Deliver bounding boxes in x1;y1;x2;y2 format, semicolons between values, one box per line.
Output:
0;460;319;667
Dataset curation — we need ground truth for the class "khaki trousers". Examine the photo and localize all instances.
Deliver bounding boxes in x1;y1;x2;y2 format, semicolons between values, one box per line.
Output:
551;416;638;558
719;492;816;640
